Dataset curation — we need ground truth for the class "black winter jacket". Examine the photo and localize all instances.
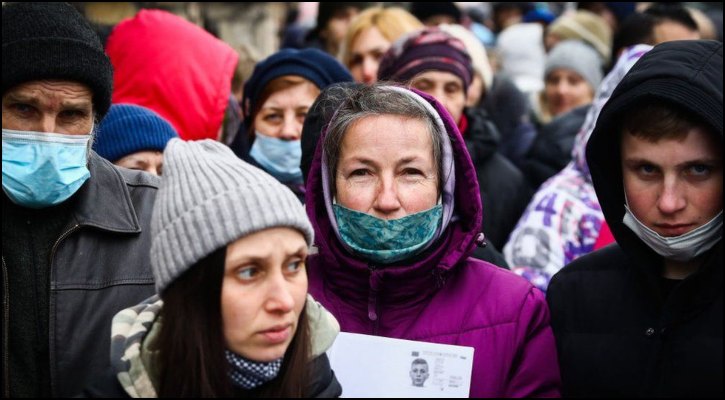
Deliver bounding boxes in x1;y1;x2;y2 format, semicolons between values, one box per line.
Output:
523;104;589;191
463;107;531;249
547;40;723;398
1;153;158;397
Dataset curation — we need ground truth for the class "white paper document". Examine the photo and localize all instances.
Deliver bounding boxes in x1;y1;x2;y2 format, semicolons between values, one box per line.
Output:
327;332;474;398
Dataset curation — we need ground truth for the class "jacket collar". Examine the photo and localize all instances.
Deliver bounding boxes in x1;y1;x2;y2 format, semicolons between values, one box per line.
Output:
110;294;339;397
72;152;142;233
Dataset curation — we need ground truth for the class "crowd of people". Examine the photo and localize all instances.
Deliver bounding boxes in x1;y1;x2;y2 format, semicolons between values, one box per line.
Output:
2;1;722;398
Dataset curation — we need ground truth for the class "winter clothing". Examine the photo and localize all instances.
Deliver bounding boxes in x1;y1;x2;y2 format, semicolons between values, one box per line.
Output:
2;152;159;397
523;8;556;24
592;220;615;251
305;86;561;397
241;48;353;121
229;49;352;202
107;9;238;141
301;82;510;268
547;10;612;65
410;2;461;24
2;2;113;119
548;39;723;397
482;74;538;169
86;294;341;397
94;104;178;162
496;23;546;95
462;107;531;249
503;44;653;293
545;40;603;90
375;28;528;248
439;23;493;92
523;104;590;190
151;139;313;294
377;27;473;93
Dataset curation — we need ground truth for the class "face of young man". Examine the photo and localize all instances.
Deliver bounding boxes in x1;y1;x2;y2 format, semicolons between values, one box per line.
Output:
621;126;723;237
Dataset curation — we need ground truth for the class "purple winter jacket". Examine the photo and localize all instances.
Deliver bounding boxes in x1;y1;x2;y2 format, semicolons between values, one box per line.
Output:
305;88;561;397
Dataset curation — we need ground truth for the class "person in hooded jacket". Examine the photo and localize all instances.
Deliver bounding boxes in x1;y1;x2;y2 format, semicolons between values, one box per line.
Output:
547;40;723;397
305;83;561;397
300;82;508;268
229;48;352;202
86;139;342;397
377;27;531;249
106;9;239;142
503;44;652;293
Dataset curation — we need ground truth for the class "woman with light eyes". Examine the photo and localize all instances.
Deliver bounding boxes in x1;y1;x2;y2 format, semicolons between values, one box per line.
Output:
87;139;341;397
304;84;561;397
229;48;352;203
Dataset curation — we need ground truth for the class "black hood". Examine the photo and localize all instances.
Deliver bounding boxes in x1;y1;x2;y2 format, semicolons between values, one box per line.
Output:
301;82;364;185
586;40;723;261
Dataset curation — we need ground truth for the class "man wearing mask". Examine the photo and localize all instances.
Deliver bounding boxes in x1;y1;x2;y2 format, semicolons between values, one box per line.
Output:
547;40;722;397
2;3;158;397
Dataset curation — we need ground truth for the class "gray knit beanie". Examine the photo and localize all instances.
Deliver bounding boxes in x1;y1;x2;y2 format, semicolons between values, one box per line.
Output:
545;40;603;90
150;138;314;294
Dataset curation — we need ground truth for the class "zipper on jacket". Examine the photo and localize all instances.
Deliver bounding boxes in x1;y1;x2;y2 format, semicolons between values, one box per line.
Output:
367;264;380;335
2;256;9;398
46;223;80;397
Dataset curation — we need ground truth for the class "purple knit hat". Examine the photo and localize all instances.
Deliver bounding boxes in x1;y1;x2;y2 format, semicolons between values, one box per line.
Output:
377;27;473;93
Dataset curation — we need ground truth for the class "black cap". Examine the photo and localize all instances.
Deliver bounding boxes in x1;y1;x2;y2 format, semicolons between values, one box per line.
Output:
2;2;114;118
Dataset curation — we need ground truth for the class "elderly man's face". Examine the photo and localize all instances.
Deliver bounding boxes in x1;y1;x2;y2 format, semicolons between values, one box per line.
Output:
2;80;94;135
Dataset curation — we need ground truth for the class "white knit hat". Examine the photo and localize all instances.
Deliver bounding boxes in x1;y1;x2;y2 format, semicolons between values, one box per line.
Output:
150;138;313;293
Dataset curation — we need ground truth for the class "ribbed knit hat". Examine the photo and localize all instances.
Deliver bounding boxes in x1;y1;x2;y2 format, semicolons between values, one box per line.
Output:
439;24;493;92
547;10;612;65
94;104;178;162
242;48;353;120
151;138;314;294
377;27;473;93
2;2;114;119
545;40;603;90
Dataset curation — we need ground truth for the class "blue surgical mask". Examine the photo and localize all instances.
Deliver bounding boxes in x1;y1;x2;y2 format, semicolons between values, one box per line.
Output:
249;131;303;184
333;203;443;264
2;128;92;208
623;205;722;262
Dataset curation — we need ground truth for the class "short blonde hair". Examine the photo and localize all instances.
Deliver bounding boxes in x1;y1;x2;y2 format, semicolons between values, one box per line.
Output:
339;7;423;68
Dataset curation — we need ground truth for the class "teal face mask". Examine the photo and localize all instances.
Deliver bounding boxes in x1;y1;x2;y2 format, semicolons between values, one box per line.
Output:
333;204;443;264
2;129;91;209
249;131;303;184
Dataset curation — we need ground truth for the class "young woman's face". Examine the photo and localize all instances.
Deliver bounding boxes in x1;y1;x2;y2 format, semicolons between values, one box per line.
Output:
253;82;318;141
544;68;594;117
221;227;308;362
622;126;723;237
335;114;438;220
409;70;466;124
349;26;391;84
